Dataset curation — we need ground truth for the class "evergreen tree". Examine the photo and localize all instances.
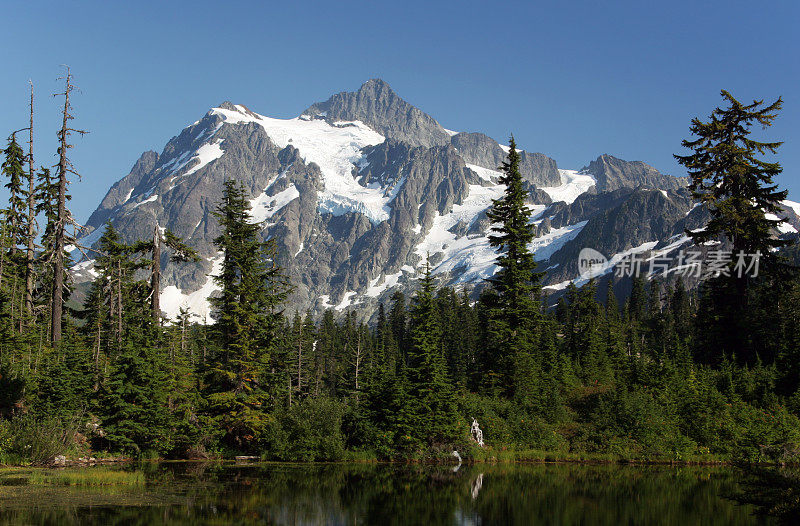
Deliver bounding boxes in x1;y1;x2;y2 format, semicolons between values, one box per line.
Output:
404;261;458;446
676;91;788;365
484;136;543;397
676;90;788;262
203;180;290;451
1;134;27;254
1;134;28;330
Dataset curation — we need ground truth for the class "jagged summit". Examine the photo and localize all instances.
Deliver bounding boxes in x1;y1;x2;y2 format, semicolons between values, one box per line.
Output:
582;154;688;192
303;78;451;148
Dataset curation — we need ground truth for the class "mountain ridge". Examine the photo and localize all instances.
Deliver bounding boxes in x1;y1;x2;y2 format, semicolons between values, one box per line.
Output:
76;79;779;323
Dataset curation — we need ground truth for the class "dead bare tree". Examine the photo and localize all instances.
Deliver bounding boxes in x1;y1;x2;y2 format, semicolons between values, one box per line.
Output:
24;81;37;322
141;225;199;324
50;67;86;343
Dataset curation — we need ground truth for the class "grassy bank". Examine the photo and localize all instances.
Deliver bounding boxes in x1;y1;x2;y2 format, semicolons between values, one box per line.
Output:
0;466;145;486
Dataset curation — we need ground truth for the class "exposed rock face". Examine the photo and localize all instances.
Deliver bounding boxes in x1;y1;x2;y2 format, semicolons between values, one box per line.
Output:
77;78;758;322
583;154;688;192
84;150;158;229
303;79;451;148
451;132;561;187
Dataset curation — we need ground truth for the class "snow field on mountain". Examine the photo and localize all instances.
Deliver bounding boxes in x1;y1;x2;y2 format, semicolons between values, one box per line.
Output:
160;255;223;322
765;213;798;234
366;271;404;298
183;139;225;178
539;169;597;205
211;105;390;223
249;185;300;223
413;173;591;285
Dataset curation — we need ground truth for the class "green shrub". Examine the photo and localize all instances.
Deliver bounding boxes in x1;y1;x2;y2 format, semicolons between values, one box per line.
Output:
261;397;346;461
0;413;82;465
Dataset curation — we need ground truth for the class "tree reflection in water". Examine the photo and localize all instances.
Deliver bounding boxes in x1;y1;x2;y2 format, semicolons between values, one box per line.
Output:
0;463;770;525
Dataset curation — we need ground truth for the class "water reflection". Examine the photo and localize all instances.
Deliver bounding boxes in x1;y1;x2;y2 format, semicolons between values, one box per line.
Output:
470;473;483;500
0;463;771;525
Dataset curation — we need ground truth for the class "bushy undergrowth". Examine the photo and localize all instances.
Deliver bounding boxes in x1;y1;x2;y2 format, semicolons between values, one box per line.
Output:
0;413;84;465
259;397;346;461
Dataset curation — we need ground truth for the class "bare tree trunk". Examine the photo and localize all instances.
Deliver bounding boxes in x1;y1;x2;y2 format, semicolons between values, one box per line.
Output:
24;82;36;321
297;322;303;399
117;260;123;349
51;74;71;344
354;334;362;403
50;68;85;343
181;314;187;355
151;224;161;324
11;276;18;331
93;317;101;391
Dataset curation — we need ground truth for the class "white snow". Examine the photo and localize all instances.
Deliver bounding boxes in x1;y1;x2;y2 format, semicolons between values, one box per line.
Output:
466;164;501;182
414;182;507;282
249;185;300;223
539;169;596;205
335;291;358;311
183;139;225;177
71;259;99;280
319;295;334;309
294;242;304;257
123;188;133;203
413;176;587;284
211;104;390;223
159;151;192;175
765;213;798;234
443;128;459;137
783;200;800;216
401;264;416;273
530;221;588;261
131;194;158;209
365;271;403;298
160;254;223;323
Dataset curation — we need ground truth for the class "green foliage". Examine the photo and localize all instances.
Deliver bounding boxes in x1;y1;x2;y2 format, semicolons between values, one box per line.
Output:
260;397;345;461
203;180;291;452
0;413;83;465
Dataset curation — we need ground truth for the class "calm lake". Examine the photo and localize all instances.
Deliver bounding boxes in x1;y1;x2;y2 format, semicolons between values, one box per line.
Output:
0;462;772;525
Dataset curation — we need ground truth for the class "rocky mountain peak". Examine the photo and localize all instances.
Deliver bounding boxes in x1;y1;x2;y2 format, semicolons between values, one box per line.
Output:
75;80;792;324
303;79;451;148
583;154;687;192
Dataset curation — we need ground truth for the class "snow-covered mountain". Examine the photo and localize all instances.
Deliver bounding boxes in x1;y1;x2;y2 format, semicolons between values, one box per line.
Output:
76;79;800;321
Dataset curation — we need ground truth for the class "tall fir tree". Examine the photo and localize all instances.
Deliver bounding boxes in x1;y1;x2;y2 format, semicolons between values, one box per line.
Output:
484;136;542;398
676;91;788;365
203;179;290;451
404;260;459;446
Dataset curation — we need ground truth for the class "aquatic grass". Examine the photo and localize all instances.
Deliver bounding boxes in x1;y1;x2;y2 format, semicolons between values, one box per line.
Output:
27;468;145;486
342;450;379;463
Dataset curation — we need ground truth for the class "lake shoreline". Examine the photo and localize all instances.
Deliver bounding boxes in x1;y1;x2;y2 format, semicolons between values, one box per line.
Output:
2;454;793;470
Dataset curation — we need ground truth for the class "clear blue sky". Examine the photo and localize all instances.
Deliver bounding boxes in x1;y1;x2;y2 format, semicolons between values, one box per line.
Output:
1;0;798;222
